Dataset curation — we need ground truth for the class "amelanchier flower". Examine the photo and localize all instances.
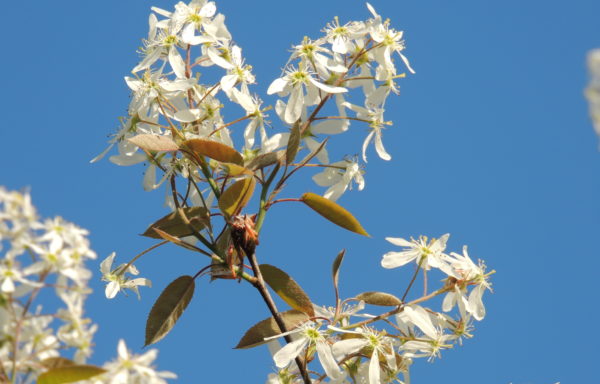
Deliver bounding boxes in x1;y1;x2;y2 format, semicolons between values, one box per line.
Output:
312;160;365;201
267;66;348;124
268;322;343;380
331;326;397;384
342;101;391;162
100;252;152;299
444;246;492;320
398;305;453;361
381;234;453;273
100;339;177;384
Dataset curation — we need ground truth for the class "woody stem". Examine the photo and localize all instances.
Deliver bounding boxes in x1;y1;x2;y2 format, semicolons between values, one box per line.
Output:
247;252;312;384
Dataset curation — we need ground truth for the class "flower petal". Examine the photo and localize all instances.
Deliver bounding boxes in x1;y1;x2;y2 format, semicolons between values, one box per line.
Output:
273;337;308;368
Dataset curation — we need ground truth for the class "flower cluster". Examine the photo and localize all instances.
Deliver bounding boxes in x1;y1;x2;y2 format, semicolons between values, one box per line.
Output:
264;234;492;384
0;187;175;383
95;1;413;203
92;2;494;384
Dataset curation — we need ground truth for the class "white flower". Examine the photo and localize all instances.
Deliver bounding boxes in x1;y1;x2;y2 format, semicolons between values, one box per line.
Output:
102;339;177;384
445;246;492;320
100;252;151;299
269;323;342;380
398;305;452;360
322;17;367;55
381;234;452;273
230;88;268;149
313;300;366;326
331;326;396;384
290;37;347;78
0;259;41;293
268;67;348;124
219;45;255;95
172;0;218;45
366;4;415;75
342;101;391;162
312;160;365;201
132;16;186;78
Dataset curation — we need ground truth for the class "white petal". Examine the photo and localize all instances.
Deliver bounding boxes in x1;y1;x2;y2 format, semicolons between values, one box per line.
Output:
181;24;212;45
128;278;152;288
143;164;157;191
117;339;128;359
361;130;375;163
90;142;116;163
124;77;142;92
169;47;187;79
243;119;258;148
368;350;380;384
374;129;391;161
1;278;15;293
403;305;438;339
263;132;289;152
109;152;146;166
308;77;348;94
468;284;486;321
203;14;232;41
200;2;217;17
400;52;416;74
273;337;308;368
381;251;416;269
385;237;413;247
100;252;116;274
207;47;234;69
132;47;162;73
160;78;196;92
173;108;203;122
316;340;342;379
285;86;304;124
151;6;172;17
267;77;289;95
323;182;346;202
332;339;367;360
231;88;255;112
332;36;348;54
312;169;339;187
366;3;378;18
105;281;120;299
311;119;349;135
442;291;456;312
220;74;238;92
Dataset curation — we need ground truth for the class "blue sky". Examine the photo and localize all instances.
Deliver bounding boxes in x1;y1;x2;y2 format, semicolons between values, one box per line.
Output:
1;0;599;383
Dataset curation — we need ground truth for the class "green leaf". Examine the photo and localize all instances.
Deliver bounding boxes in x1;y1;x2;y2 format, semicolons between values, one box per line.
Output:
145;276;195;346
151;228;200;252
128;134;179;152
260;264;315;317
246;150;285;171
222;162;254;176
218;177;256;218
300;192;369;236
235;310;309;349
183;139;244;165
40;358;75;370
38;365;106;384
355;291;402;306
332;249;345;289
285;120;301;165
332;249;345;315
142;207;209;239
